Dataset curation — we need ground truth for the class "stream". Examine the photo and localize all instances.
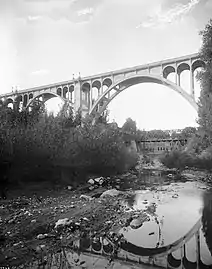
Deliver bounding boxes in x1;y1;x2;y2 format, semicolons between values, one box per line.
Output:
29;169;212;268
120;170;212;265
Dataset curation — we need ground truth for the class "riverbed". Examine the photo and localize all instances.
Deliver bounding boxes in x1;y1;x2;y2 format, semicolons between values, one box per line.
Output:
1;168;212;268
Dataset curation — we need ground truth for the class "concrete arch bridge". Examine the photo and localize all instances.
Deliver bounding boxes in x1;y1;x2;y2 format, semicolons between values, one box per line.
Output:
0;53;204;118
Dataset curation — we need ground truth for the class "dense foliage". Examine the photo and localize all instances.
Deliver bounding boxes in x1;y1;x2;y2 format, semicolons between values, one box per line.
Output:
160;148;212;171
197;19;212;147
0;101;138;192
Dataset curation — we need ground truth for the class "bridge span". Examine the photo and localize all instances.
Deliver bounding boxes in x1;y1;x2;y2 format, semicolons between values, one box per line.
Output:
0;53;204;118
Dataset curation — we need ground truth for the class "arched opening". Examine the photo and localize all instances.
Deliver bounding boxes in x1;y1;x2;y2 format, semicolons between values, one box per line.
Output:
23;94;28;108
177;63;190;94
81;82;90;107
29;93;33;99
90;75;198;130
163;66;176;89
66;85;75;103
13;95;23;111
63;86;68;99
27;92;65;116
57;87;62;96
192;60;205;102
5;98;14;109
92;80;101;105
102;78;112;99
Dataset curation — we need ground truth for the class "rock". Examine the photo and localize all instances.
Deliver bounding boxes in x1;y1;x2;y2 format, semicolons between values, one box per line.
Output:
99;179;104;185
37;234;48;240
89;186;95;191
115;178;121;183
13;242;22;247
100;189;121;198
94;176;104;183
54;218;72;229
31;219;36;223
182;173;196;181
167;174;174;178
36;244;46;253
80;194;93;201
67;186;72;190
130;214;150;229
172;193;179;198
130;218;143;229
88;179;95;185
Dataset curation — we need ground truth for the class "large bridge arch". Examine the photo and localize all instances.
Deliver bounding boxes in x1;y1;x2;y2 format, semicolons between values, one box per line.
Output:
89;74;198;120
26;91;66;109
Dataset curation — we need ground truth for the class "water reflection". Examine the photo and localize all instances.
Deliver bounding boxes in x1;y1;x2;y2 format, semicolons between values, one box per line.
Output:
121;173;212;264
202;187;212;255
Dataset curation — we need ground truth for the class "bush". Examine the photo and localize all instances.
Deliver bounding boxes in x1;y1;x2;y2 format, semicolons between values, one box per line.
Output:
0;103;139;190
160;148;212;171
160;150;195;170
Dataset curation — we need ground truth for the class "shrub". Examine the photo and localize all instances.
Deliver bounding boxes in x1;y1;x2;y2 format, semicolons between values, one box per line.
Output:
159;150;195;170
0;103;139;189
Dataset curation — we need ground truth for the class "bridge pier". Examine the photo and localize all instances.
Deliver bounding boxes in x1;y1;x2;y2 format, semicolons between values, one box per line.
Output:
74;80;82;113
190;69;195;97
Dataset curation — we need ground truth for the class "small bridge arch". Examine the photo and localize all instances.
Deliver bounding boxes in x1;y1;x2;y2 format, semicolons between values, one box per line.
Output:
26;91;66;109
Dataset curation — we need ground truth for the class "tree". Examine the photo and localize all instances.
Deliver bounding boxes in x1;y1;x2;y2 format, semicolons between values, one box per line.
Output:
197;19;212;146
180;127;197;140
122;118;137;134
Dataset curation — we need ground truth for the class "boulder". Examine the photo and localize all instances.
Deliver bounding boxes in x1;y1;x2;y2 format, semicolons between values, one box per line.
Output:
55;218;72;229
80;194;93;201
94;176;104;183
88;179;95;185
182;173;196;181
37;233;48;240
100;189;121;198
130;218;143;229
130;214;150;229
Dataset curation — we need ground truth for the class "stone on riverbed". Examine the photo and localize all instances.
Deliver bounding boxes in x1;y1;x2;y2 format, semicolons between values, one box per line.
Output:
55;218;72;229
182;173;196;181
100;189;121;198
130;214;150;229
88;179;95;185
130;218;143;229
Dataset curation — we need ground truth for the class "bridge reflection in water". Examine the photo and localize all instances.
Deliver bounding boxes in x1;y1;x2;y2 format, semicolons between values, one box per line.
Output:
25;215;211;268
13;188;212;268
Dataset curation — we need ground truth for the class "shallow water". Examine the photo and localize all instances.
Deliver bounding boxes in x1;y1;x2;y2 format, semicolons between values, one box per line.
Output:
121;172;212;264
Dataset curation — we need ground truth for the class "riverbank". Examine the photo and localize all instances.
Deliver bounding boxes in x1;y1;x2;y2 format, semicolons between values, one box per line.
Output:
0;166;211;267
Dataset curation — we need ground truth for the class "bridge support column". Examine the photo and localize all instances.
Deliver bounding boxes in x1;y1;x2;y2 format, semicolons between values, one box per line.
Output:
190;70;194;97
74;81;81;113
89;87;93;110
176;73;180;87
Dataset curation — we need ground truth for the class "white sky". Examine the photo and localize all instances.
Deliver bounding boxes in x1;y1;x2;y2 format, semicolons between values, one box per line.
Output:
1;0;212;130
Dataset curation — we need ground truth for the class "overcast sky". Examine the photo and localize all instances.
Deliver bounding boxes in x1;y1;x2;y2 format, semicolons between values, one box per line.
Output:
1;0;212;130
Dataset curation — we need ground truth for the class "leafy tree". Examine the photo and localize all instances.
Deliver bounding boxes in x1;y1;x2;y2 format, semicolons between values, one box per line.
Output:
122;117;137;134
180;127;197;139
197;19;212;146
